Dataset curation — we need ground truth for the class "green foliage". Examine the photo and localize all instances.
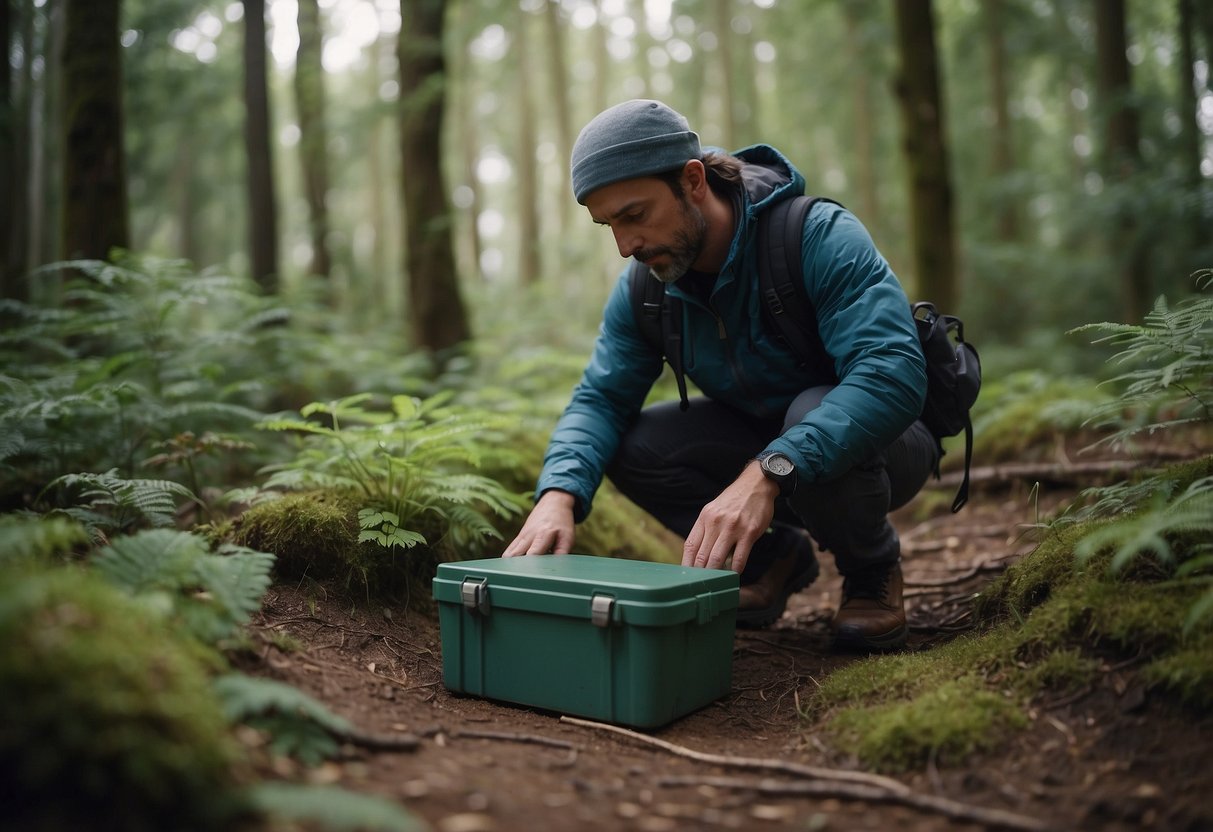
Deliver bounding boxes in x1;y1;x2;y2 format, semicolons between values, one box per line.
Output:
94;528;274;645
1071;270;1213;452
212;674;353;767
0;514;89;565
0;565;239;832
1073;477;1213;574
242;782;426;832
259;392;526;558
964;369;1112;464
43;469;196;537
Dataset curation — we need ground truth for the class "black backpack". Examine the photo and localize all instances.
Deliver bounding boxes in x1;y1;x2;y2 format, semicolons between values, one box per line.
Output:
628;195;981;513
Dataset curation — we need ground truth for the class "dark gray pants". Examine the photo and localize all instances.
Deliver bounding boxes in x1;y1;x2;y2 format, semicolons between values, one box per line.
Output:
605;387;939;575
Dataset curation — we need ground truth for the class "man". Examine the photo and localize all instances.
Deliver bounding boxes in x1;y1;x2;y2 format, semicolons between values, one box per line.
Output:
503;99;938;651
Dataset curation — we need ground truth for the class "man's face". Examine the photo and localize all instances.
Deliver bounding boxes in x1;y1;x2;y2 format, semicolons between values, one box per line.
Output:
585;175;708;284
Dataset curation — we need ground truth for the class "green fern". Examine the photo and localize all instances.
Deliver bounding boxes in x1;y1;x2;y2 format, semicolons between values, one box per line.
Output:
1070;270;1213;452
259;393;526;557
242;782;425;831
44;469;196;535
212;674;351;766
94;529;274;643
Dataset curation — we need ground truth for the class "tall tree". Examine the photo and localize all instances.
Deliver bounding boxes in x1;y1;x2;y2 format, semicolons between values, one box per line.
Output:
294;0;332;283
713;0;738;150
60;0;128;261
242;0;279;292
515;5;540;285
398;0;470;352
543;0;573;244
0;0;17;299
1177;0;1202;191
983;0;1019;243
892;0;956;308
1094;0;1148;320
842;3;881;240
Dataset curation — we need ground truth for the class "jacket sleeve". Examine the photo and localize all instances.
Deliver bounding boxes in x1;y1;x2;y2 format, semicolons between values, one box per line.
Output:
762;204;927;482
534;270;665;521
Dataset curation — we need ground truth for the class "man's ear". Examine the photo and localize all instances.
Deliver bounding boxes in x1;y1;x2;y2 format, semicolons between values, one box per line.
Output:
682;159;708;201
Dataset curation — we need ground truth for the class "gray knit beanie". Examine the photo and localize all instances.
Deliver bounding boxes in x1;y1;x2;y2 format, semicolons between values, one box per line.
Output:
570;99;701;204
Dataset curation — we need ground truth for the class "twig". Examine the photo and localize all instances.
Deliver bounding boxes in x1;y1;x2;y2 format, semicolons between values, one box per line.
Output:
932;459;1155;488
451;729;578;751
561;716;1053;832
655;775;1054;832
333;726;420;752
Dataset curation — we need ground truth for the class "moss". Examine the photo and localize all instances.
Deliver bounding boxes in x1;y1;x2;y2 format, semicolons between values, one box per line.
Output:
829;677;1027;771
232;490;366;581
973;521;1104;624
0;567;240;832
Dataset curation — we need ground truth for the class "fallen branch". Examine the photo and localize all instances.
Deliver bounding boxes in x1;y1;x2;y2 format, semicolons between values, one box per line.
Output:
932;459;1150;488
333;726;420;752
560;716;1053;832
657;774;1054;832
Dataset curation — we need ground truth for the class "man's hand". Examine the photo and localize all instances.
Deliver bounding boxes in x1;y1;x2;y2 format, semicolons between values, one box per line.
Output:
683;462;778;573
503;489;577;557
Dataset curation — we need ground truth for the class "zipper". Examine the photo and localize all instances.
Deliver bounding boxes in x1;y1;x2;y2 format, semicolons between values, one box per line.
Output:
707;299;770;413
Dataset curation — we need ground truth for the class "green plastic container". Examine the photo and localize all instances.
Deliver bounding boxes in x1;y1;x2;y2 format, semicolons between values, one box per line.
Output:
433;554;739;728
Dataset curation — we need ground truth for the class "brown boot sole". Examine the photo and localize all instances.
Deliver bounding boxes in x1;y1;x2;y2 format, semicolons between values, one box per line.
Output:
832;622;908;652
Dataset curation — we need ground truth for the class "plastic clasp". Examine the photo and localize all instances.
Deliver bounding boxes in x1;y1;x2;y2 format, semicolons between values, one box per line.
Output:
590;594;615;627
460;577;490;615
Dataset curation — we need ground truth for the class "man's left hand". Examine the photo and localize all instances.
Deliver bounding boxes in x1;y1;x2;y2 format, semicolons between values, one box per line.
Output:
683;462;778;573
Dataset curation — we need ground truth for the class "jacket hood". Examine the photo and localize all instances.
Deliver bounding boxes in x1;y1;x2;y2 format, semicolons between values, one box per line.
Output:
731;144;805;216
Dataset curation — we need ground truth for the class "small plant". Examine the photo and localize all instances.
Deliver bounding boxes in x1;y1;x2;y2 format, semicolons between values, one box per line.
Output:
42;469;196;539
259;392;525;558
1066;271;1213;631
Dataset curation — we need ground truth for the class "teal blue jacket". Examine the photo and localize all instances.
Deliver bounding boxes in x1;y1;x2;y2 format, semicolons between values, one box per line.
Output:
536;145;926;521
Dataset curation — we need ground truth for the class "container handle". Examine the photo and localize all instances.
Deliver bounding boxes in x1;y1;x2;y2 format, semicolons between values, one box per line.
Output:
460;577;490;615
591;594;615;627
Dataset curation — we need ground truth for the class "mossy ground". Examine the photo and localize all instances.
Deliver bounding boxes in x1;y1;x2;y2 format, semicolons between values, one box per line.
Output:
812;458;1213;771
0;566;243;832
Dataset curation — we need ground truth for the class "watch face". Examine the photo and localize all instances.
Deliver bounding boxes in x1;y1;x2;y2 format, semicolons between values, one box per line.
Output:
764;454;795;477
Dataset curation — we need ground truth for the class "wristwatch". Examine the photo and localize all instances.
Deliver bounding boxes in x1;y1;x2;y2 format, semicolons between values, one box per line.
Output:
756;451;797;498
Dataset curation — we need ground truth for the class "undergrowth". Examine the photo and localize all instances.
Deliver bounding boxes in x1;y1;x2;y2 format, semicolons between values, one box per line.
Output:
814;271;1213;771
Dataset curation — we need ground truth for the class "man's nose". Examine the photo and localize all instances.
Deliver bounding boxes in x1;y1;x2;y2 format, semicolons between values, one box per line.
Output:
612;227;641;259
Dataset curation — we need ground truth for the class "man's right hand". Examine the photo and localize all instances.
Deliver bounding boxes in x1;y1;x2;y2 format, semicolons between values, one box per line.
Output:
502;489;577;557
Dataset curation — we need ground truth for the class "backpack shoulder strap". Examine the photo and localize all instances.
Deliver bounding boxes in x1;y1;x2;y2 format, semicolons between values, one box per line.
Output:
628;260;690;411
756;195;838;382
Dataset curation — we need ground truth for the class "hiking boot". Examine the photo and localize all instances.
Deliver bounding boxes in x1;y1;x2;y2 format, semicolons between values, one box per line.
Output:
736;532;819;629
832;562;907;651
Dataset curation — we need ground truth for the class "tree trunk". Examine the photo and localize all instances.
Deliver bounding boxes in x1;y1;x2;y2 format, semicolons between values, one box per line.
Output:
1177;0;1201;189
984;0;1019;243
843;3;881;237
0;0;22;300
29;0;64;293
892;0;956;308
713;0;737;150
543;0;573;240
1094;0;1149;320
242;0;279;293
515;4;540;286
591;0;609;116
60;0;128;262
398;0;471;353
294;0;332;283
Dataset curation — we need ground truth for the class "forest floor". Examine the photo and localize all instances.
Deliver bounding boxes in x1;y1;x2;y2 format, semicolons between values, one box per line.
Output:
245;478;1213;832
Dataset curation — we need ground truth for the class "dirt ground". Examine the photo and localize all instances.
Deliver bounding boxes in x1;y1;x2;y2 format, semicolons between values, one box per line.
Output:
246;480;1213;832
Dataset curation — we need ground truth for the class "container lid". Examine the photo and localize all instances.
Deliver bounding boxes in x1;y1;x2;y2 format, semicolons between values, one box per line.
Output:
433;554;738;627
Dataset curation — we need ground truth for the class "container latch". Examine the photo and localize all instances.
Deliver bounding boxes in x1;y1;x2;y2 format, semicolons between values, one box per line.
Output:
591;594;615;627
460;577;490;615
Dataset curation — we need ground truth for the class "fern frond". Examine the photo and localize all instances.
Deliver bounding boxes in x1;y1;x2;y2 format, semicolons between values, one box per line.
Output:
212;674;351;766
94;529;209;594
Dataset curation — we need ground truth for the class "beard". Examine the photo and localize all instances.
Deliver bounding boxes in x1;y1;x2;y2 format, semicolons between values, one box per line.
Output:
635;198;708;284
